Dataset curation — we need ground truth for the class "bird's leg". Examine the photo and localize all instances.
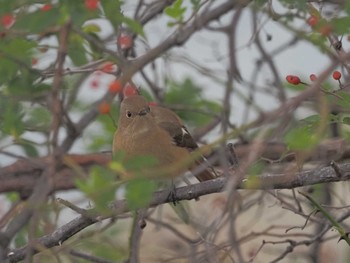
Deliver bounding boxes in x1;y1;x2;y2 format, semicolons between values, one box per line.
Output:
167;179;178;206
226;143;239;168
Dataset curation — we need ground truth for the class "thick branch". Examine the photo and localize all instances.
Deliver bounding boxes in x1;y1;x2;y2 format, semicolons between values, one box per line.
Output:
7;159;350;262
1;139;349;194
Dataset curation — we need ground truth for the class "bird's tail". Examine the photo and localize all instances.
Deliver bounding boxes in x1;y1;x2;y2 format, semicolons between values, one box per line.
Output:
191;158;217;182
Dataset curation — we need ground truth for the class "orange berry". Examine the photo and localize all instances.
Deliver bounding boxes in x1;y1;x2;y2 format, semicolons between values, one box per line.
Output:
332;71;341;80
98;102;110;114
117;35;133;49
309;74;317;81
319;24;332;36
85;0;99;10
286;75;301;85
1;14;14;28
123;84;138;97
41;4;52;12
108;80;122;94
101;62;115;73
307;15;318;27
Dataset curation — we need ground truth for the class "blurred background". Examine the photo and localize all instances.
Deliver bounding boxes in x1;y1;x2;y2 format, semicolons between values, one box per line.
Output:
1;0;350;262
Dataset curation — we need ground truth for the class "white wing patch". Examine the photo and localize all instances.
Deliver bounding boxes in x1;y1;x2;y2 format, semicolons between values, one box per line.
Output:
181;127;189;135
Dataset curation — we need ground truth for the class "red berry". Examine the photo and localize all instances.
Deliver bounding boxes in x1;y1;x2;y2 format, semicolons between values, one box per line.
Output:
1;14;14;28
108;80;122;94
286;75;301;85
332;71;341;80
309;74;317;81
98;102;110;114
148;101;157;106
85;0;99;10
123;84;138;97
41;4;52;12
117;35;133;49
307;15;318;27
100;62;115;73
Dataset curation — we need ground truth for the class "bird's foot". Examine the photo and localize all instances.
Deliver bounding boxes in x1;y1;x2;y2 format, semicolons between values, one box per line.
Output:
167;183;178;206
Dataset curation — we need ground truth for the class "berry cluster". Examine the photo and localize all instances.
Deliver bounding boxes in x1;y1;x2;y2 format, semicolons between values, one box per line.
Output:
1;3;55;30
306;15;332;36
286;70;342;86
97;79;139;115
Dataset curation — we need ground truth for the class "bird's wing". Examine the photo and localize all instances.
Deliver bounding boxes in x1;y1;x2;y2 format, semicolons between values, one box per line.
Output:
157;121;198;150
151;105;216;182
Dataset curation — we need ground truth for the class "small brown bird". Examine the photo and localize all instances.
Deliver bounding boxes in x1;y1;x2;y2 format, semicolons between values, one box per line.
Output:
113;95;216;182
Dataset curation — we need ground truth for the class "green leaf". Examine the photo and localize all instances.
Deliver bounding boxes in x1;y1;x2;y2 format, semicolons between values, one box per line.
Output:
60;0;95;26
300;114;320;125
244;161;266;188
343;130;350;144
124;155;159;172
88;105;117;151
248;161;266;176
101;0;122;30
340;114;350;126
165;0;186;21
121;16;145;37
284;126;318;150
164;78;221;128
0;39;36;84
345;0;350;15
125;178;157;210
0;57;17;83
16;139;39;157
0;1;17;14
190;0;201;10
88;135;112;152
26;107;51;132
284;82;306;92
279;0;307;10
0;99;25;137
13;6;60;34
76;166;117;214
252;0;268;9
331;17;350;34
82;23;101;34
330;91;350;108
6;72;39;96
68;33;88;66
306;33;329;53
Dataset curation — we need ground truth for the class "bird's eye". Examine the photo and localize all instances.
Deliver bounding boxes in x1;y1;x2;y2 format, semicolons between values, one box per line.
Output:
126;111;132;118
